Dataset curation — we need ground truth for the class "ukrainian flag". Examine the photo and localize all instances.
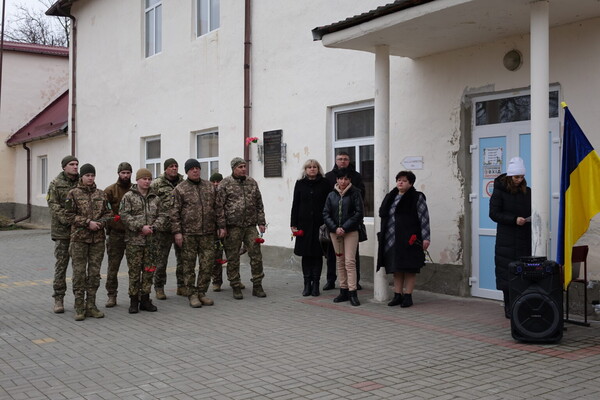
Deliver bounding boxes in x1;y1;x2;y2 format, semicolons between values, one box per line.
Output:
557;104;600;288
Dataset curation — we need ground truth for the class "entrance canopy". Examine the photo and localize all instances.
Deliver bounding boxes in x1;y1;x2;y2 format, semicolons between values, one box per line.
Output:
312;0;600;58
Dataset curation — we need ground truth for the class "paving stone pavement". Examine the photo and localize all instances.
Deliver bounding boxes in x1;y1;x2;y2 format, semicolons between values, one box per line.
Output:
1;228;600;400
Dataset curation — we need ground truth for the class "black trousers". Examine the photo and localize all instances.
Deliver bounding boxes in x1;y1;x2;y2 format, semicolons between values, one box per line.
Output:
326;242;361;284
302;256;323;281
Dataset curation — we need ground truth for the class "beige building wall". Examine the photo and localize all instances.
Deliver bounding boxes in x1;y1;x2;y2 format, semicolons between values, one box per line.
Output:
1;48;69;207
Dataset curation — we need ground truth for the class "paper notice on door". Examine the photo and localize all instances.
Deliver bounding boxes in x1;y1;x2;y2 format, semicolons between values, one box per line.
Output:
483;147;503;178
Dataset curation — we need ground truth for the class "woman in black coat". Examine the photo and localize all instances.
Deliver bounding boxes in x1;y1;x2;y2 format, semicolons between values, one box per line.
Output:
489;157;531;318
290;160;331;296
376;171;430;308
322;168;364;306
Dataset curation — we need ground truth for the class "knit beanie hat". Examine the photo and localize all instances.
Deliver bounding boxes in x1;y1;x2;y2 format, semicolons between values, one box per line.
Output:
164;158;178;170
118;162;133;172
209;172;223;182
79;164;96;176
506;157;526;176
230;157;246;170
184;158;201;174
61;155;78;168
136;168;152;180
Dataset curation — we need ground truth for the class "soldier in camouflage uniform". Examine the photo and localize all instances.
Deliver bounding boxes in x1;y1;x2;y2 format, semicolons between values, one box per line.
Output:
65;164;113;321
150;158;184;299
120;168;167;314
217;157;267;300
209;172;225;292
171;159;225;308
103;162;132;307
47;155;79;313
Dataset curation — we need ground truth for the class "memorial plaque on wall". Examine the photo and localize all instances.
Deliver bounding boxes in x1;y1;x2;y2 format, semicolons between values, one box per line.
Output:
263;130;282;177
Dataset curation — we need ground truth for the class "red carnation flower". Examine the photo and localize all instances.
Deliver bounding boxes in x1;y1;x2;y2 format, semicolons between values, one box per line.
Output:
292;230;304;237
216;258;227;264
255;237;265;244
114;215;121;222
144;266;157;273
408;234;417;245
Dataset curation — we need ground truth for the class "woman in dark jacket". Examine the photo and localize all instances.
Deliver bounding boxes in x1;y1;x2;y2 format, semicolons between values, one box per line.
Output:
376;171;430;308
489;157;531;318
322;168;364;306
290;159;331;296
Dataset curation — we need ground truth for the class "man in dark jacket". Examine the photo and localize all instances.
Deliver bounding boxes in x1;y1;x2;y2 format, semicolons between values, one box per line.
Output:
323;152;365;291
103;162;132;307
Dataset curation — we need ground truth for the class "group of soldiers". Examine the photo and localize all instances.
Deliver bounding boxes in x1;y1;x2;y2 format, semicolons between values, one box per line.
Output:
47;155;267;321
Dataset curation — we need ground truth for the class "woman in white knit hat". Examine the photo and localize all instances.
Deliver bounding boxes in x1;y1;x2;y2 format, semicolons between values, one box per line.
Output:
489;157;531;319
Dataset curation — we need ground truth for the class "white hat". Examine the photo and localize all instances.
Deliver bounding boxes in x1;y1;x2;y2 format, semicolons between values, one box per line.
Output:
507;157;526;176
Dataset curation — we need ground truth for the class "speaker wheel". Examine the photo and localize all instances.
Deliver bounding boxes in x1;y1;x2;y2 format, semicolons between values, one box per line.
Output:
512;292;560;339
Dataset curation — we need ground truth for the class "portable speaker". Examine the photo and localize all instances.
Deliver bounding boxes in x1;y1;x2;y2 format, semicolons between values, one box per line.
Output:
508;257;563;343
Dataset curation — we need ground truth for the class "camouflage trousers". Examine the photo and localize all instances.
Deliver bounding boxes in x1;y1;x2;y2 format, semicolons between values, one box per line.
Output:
181;234;217;296
52;238;71;299
105;231;127;296
70;241;104;300
223;226;264;288
126;241;159;296
154;231;184;289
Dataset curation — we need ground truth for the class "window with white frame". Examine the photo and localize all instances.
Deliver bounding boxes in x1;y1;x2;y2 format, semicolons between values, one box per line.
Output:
145;137;161;178
195;131;219;180
145;0;162;57
332;103;374;217
40;156;48;195
197;0;220;37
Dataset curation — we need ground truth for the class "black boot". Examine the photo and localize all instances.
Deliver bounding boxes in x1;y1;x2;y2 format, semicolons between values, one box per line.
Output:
323;281;336;290
128;295;139;314
139;294;157;312
388;292;403;306
302;279;312;296
400;293;413;308
333;288;349;303
349;290;360;306
311;279;320;296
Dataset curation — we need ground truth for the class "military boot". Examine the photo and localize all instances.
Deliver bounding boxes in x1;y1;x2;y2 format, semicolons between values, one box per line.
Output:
333;288;349;303
212;282;222;292
252;285;267;298
232;286;243;300
74;297;86;321
188;294;202;308
140;294;158;312
198;293;214;306
53;296;65;313
105;294;117;308
176;287;187;296
129;295;139;314
155;288;167;300
86;295;105;318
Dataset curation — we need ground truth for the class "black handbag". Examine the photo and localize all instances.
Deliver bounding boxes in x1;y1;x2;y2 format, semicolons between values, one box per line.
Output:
358;223;368;242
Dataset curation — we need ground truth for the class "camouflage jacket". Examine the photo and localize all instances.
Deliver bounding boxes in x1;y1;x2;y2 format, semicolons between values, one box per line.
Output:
171;178;225;235
104;180;131;234
149;173;183;233
65;182;113;243
217;175;266;228
46;171;79;240
119;185;168;246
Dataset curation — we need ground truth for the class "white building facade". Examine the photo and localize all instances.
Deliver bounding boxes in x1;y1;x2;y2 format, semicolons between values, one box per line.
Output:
39;0;600;298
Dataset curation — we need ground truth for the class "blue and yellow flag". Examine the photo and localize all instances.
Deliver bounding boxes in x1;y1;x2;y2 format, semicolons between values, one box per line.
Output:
557;104;600;288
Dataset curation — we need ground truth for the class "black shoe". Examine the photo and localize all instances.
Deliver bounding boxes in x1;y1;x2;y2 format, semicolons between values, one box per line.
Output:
302;279;312;297
128;295;139;314
400;293;413;308
387;293;403;307
139;294;158;312
333;288;349;303
323;281;336;291
311;280;320;297
349;290;360;306
357;283;362;290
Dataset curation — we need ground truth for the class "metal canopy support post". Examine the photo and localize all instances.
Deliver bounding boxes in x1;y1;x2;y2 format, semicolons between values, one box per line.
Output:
530;0;550;257
373;45;390;302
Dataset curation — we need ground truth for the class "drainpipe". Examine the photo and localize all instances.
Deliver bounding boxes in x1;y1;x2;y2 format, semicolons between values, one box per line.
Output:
243;0;251;167
63;9;77;155
13;143;31;223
